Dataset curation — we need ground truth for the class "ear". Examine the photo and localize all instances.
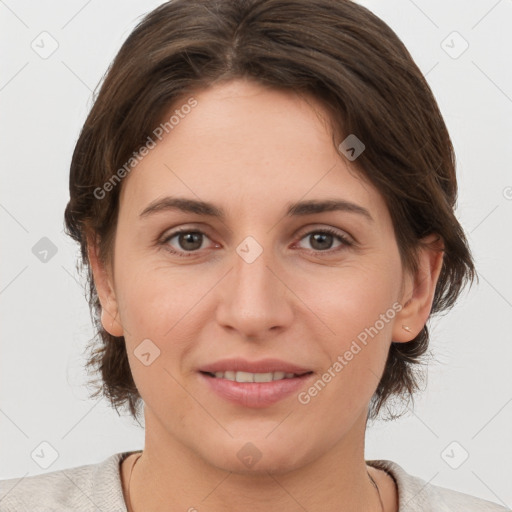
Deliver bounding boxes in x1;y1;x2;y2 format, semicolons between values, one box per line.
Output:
86;230;124;337
392;234;445;343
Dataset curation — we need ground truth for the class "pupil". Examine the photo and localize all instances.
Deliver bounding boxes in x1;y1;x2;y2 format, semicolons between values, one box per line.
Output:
311;233;332;250
180;232;202;250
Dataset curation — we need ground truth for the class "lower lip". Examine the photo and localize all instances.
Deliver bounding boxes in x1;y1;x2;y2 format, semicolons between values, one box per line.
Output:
199;372;314;408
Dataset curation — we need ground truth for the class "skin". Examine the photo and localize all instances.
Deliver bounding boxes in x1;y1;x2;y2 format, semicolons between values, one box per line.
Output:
88;77;444;512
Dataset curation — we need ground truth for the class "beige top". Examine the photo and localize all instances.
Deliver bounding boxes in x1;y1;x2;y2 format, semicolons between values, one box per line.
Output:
0;451;509;511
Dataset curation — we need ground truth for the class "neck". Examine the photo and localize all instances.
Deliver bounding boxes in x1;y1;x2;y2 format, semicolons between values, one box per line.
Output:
125;407;387;512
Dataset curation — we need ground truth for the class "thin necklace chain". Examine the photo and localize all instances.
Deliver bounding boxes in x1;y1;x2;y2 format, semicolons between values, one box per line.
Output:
368;470;385;512
125;453;384;512
126;453;141;512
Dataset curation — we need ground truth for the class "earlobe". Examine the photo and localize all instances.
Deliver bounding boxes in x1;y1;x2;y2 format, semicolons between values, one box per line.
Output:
392;234;445;343
86;231;124;337
100;307;124;338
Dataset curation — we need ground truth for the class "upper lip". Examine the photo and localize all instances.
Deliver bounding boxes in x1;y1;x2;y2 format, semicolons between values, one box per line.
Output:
199;358;312;375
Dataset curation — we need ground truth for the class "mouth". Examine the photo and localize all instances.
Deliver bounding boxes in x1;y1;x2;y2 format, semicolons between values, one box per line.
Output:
197;361;315;408
200;370;313;382
197;358;315;407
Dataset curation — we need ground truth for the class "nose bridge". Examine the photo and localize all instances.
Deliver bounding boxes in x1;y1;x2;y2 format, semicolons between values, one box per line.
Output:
214;230;292;334
231;233;278;301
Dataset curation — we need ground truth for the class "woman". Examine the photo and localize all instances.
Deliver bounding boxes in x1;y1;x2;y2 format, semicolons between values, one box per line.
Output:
0;0;508;510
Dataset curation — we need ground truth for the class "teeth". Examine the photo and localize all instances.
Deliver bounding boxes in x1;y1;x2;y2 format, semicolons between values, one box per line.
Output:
210;370;300;382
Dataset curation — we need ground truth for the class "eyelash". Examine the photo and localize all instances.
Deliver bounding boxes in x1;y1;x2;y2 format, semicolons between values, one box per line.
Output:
159;227;354;258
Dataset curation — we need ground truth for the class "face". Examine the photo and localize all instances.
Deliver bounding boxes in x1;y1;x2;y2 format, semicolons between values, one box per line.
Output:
91;78;440;474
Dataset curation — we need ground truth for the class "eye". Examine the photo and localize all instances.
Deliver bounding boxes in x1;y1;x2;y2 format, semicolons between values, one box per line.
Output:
160;226;353;258
295;227;353;254
161;228;216;257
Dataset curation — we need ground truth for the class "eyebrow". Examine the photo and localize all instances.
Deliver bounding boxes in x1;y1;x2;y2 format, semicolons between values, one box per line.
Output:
139;197;373;222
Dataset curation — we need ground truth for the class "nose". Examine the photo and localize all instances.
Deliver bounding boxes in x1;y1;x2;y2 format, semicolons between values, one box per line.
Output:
215;236;294;339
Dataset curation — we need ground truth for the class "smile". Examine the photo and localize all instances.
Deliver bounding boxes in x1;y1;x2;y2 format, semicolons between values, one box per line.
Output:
202;370;308;382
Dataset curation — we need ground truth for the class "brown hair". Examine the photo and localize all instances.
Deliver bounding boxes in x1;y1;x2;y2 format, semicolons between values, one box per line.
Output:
64;0;476;422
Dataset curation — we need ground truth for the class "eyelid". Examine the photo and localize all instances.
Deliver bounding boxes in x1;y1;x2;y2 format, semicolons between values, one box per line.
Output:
160;223;354;241
295;224;354;244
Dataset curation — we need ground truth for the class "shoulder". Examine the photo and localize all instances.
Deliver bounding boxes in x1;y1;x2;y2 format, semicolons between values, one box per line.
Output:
367;459;510;512
0;451;134;512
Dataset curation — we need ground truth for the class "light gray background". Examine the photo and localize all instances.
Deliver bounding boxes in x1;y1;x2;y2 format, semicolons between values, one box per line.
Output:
1;0;511;507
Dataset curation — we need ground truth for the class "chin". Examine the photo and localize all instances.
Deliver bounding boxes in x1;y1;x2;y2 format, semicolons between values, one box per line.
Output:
198;435;314;476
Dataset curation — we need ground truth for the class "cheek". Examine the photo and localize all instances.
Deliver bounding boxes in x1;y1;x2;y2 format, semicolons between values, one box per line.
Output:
307;259;402;391
312;260;401;339
113;259;216;384
113;264;201;408
114;252;200;334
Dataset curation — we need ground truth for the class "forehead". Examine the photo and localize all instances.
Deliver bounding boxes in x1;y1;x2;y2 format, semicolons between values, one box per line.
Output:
118;79;385;223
